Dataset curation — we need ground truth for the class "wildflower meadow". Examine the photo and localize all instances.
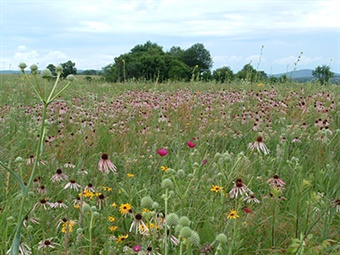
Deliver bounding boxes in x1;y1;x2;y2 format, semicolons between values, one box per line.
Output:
0;64;339;255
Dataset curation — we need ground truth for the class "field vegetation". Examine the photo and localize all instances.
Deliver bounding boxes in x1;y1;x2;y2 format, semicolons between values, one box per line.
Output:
0;67;340;255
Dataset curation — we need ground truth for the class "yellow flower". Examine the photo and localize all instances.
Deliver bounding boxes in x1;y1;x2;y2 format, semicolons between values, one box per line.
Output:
109;226;118;231
61;220;76;233
112;202;117;208
83;190;95;199
116;234;128;244
142;208;152;213
119;203;132;215
127;173;134;178
258;83;263;87
161;166;169;172
227;209;240;219
108;216;115;222
211;185;223;193
103;186;112;192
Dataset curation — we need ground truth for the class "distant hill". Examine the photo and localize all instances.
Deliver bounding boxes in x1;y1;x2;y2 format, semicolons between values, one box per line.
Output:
270;69;340;84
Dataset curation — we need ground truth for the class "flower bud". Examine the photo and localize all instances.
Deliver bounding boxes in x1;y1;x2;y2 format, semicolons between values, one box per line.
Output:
141;196;154;208
190;230;200;246
179;216;190;226
76;228;83;234
30;64;38;74
56;65;63;74
216;233;227;243
179;226;192;238
161;178;173;189
18;62;27;72
152;202;159;209
166;212;179;226
82;203;91;213
66;74;75;81
15;157;23;162
41;69;53;79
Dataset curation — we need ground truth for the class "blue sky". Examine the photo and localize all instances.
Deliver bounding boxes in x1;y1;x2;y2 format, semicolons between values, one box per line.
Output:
1;0;339;74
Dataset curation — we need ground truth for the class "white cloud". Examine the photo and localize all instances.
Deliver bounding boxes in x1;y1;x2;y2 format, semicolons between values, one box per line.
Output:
274;55;322;66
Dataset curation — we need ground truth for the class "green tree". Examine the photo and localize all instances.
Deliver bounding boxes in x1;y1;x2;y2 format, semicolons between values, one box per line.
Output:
60;60;77;79
213;66;234;83
180;43;213;71
236;63;267;82
312;65;334;85
46;64;57;77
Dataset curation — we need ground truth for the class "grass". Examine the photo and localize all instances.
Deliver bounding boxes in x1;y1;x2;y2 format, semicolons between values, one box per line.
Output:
0;72;340;255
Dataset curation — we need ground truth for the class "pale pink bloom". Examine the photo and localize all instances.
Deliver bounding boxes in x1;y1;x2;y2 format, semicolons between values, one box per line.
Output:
84;183;95;192
248;136;270;155
98;154;117;173
6;241;32;255
38;238;59;250
50;168;69;182
64;162;75;168
267;174;286;189
53;200;68;209
229;178;252;198
129;213;149;234
64;179;81;191
243;193;260;203
23;216;40;227
33;198;54;210
334;199;340;213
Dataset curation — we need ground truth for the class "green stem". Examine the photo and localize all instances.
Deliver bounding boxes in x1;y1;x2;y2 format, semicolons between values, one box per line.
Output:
164;188;169;255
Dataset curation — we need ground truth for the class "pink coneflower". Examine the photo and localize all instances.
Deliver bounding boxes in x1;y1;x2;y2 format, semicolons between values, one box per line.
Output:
64;179;81;191
64;162;75;168
129;213;149;234
248;135;270;155
243;193;260;203
98;153;117;173
6;241;32;255
38;238;59;250
84;183;95;192
267;174;286;189
187;140;196;148
53;200;68;209
33;198;54;210
157;148;168;157
50;168;69;182
229;178;252;198
23;216;40;227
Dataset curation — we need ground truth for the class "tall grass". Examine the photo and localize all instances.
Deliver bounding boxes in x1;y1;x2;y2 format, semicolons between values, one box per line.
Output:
0;71;339;254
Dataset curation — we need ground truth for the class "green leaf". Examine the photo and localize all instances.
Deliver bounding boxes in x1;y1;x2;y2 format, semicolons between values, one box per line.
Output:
0;161;27;194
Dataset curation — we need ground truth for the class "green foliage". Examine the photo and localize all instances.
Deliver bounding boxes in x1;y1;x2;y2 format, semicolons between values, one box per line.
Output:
213;66;234;83
236;63;267;82
312;65;334;85
61;60;77;79
101;41;213;82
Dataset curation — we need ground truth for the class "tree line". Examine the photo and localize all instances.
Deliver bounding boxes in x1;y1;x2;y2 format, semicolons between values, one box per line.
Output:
46;41;335;84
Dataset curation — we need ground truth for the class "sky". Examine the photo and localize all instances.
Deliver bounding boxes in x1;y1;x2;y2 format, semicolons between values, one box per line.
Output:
1;0;340;75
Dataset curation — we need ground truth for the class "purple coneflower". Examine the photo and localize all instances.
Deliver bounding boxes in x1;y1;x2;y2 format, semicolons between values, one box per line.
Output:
129;213;149;234
64;179;81;191
98;153;117;173
267;174;286;189
248;135;270;154
50;168;69;182
33;198;54;210
38;238;59;250
243;193;260;203
229;178;252;198
333;199;340;213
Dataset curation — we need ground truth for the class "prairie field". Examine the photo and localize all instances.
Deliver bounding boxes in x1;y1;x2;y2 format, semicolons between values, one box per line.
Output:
0;73;340;255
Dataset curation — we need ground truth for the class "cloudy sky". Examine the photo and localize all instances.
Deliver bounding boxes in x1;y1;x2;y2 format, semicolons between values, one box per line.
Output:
1;0;339;74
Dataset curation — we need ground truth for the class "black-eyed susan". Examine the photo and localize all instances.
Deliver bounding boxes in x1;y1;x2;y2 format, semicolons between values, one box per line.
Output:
102;186;112;192
227;209;240;219
211;185;223;193
109;226;118;231
116;234;128;244
108;216;115;222
161;166;169;172
127;173;134;178
119;203;132;215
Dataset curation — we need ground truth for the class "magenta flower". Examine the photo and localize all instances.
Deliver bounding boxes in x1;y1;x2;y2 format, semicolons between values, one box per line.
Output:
201;159;208;165
132;245;142;252
157;148;168;157
187;140;196;148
